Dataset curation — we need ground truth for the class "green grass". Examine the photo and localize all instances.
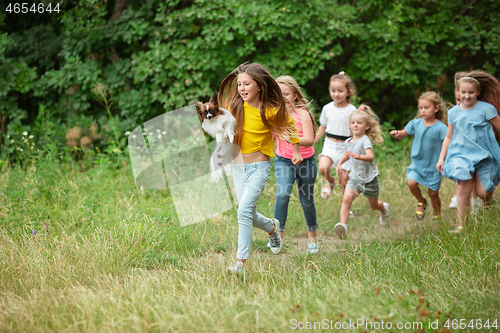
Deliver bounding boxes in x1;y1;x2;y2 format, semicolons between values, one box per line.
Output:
0;149;499;332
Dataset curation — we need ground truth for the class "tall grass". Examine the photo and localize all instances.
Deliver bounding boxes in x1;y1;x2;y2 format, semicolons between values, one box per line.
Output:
0;145;499;332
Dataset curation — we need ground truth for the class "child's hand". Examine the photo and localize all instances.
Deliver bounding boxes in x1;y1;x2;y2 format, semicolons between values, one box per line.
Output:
336;164;342;176
346;151;360;160
291;150;303;166
436;159;444;173
390;130;401;139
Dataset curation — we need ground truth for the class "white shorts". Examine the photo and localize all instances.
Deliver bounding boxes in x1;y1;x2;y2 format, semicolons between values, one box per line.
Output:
318;139;350;171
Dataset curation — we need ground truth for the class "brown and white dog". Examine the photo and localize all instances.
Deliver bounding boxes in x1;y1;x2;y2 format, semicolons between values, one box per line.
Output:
195;91;237;183
195;91;236;144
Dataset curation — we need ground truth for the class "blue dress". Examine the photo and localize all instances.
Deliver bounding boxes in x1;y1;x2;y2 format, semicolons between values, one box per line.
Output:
442;101;500;192
404;118;448;191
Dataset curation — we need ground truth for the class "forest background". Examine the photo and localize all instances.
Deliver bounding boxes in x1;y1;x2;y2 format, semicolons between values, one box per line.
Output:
1;0;500;160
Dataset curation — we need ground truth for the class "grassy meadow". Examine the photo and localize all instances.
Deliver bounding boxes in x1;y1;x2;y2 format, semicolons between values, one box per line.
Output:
0;143;499;332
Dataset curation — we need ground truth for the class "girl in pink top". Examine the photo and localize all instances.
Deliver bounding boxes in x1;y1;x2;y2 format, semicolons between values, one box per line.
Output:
273;75;320;254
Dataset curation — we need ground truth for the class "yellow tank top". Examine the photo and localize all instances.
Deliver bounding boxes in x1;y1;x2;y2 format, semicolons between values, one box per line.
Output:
239;102;300;156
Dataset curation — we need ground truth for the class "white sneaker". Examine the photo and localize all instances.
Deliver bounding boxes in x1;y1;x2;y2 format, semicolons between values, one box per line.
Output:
307;242;319;254
334;223;348;239
268;218;282;254
228;261;246;276
449;226;463;234
471;197;483;210
349;210;354;218
448;195;457;209
379;202;390;226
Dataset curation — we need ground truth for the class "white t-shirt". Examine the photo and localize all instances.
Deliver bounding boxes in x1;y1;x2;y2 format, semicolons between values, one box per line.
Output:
319;102;356;137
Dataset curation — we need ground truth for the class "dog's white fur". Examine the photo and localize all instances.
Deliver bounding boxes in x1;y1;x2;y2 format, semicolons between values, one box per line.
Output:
200;107;236;183
201;107;236;144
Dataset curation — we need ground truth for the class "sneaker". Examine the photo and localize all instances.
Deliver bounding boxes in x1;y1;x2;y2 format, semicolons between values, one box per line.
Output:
379;202;390;226
349;210;355;219
228;261;246;276
268;218;282;254
471;197;483;210
334;223;348;239
449;226;463;234
307;242;319;254
448;195;457;209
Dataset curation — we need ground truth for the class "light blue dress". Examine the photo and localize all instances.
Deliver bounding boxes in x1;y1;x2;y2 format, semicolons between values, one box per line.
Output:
404;118;448;191
442;101;500;192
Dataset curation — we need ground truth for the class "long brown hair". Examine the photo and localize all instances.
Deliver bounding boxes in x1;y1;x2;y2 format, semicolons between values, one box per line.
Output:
456;70;500;115
219;63;299;146
276;75;319;135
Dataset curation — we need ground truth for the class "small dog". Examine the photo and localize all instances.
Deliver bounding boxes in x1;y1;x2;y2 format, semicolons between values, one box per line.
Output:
196;91;236;143
196;91;237;183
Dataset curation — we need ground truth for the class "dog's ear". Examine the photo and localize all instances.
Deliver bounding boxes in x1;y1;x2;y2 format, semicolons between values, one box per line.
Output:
209;91;219;107
194;101;203;112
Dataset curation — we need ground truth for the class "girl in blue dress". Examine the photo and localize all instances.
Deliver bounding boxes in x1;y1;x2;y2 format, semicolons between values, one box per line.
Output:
390;92;448;220
436;70;500;233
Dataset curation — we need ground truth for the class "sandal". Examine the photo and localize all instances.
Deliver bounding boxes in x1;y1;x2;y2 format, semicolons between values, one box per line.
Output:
415;199;427;220
320;183;334;198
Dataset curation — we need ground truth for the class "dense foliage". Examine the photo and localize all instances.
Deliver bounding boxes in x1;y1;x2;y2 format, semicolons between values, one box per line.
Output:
1;0;499;157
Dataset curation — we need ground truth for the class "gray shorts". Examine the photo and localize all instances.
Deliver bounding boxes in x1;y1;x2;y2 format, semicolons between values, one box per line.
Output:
346;176;380;198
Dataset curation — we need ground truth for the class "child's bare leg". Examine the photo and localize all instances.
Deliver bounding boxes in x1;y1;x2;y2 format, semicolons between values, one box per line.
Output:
471;178;478;199
456;179;473;227
428;188;441;216
308;230;317;243
407;179;425;202
367;197;385;213
318;156;335;196
473;175;493;203
318;156;335;185
338;168;349;195
408;179;426;216
340;189;358;225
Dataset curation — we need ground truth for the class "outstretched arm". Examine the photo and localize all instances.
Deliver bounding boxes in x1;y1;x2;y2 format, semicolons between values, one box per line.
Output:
389;129;409;140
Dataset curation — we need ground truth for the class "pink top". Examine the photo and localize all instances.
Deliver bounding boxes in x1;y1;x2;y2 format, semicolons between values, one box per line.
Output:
276;108;315;159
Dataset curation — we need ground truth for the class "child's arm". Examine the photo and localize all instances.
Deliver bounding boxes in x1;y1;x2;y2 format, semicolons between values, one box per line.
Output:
436;124;454;172
489;115;500;133
347;148;374;162
389;129;409;140
313;126;326;145
298;111;315;147
291;143;303;165
335;152;349;175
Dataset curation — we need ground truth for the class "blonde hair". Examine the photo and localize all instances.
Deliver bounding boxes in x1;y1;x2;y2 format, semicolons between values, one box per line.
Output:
349;104;383;144
329;71;357;103
417;91;447;123
276;75;319;135
219;63;299;146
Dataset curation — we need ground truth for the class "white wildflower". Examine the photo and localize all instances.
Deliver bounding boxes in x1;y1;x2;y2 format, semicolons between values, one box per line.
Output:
22;131;28;136
125;131;131;136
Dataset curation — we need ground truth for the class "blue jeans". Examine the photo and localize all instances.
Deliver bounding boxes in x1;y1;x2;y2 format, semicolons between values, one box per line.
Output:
274;155;318;232
232;161;274;260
